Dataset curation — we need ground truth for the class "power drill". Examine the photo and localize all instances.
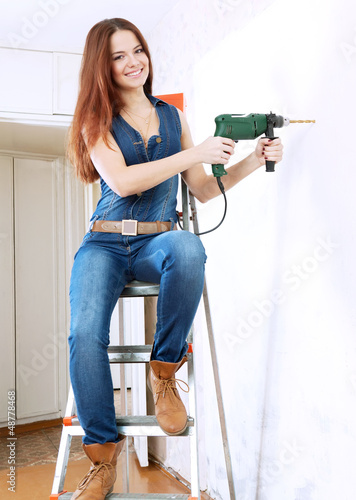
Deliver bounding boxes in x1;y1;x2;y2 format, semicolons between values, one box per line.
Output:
212;112;315;176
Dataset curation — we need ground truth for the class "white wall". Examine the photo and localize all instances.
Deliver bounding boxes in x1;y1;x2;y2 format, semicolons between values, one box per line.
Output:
150;0;356;498
0;0;180;53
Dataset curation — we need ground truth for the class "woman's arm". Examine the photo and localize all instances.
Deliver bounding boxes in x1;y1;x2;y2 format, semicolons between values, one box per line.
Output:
179;110;284;203
88;127;235;198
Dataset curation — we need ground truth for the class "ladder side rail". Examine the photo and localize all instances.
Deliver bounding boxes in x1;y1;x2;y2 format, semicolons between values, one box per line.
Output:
50;382;77;495
182;178;200;499
187;345;200;500
181;176;190;231
50;428;72;496
188;191;237;500
119;298;130;493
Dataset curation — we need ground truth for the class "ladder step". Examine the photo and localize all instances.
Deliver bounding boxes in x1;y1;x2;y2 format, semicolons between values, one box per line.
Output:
107;345;193;363
120;280;160;297
58;494;192;499
117;416;194;436
65;415;194;437
108;345;152;363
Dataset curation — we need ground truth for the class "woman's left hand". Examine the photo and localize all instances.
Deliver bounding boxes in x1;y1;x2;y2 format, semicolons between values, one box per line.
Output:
254;137;284;167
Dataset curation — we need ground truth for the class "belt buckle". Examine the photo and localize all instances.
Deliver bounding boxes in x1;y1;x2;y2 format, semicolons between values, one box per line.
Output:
122;219;138;236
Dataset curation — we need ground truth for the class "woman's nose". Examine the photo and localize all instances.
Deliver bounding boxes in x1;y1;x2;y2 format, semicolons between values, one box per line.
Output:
127;53;139;66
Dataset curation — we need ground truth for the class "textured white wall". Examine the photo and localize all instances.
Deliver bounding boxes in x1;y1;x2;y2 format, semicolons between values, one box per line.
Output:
149;0;356;499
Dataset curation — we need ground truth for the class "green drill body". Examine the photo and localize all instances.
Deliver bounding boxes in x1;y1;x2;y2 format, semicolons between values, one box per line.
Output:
213;113;287;176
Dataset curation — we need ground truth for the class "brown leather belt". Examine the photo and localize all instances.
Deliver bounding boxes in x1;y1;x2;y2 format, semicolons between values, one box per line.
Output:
92;219;176;236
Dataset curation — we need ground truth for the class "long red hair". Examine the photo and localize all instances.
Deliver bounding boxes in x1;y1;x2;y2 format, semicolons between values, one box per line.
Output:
67;18;153;183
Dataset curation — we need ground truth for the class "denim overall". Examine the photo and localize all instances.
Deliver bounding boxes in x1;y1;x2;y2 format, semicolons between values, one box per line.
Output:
68;95;206;445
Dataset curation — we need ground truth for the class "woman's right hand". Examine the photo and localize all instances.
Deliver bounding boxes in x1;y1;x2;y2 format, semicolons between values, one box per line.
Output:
195;136;235;165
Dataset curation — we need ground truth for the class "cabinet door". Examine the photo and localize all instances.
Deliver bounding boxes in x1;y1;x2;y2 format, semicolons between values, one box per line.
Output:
0;48;52;114
53;52;82;115
14;157;60;419
0;156;15;422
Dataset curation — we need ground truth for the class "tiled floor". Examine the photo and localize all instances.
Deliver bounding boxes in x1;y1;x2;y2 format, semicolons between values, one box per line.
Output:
0;439;201;499
0;390;212;499
0;424;84;471
0;389;123;471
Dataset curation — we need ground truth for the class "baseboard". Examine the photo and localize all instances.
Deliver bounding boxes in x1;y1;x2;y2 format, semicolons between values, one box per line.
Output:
0;417;62;437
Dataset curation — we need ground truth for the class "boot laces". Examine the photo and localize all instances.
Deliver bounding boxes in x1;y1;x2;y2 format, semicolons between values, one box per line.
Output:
76;462;114;492
155;377;189;406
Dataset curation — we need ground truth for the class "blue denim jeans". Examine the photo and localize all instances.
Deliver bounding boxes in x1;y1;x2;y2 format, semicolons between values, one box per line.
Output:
68;229;206;445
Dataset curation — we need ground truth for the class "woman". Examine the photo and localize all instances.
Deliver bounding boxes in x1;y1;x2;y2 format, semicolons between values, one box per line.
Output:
67;17;283;499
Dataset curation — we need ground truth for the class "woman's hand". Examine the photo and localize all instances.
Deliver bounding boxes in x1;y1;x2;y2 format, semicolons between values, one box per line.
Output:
254;137;284;167
195;136;235;165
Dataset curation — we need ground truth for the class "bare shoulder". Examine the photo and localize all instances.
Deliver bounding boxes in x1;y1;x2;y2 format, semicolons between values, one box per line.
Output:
176;108;189;129
88;131;128;194
90;131;124;160
176;108;194;149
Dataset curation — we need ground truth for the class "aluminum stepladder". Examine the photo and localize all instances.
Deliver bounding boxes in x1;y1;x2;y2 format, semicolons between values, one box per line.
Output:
50;180;236;500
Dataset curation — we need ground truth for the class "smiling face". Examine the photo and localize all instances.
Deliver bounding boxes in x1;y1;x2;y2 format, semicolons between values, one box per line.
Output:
110;29;150;91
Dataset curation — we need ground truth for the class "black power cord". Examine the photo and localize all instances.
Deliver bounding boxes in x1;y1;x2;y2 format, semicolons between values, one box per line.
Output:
177;177;227;236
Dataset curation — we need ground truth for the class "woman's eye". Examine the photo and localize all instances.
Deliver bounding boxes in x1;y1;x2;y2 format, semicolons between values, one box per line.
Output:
113;55;123;61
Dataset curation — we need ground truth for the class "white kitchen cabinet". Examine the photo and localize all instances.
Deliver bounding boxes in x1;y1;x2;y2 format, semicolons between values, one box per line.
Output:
53;52;82;115
0;48;82;118
0;156;16;422
0;48;53;114
0;154;86;424
14;157;64;419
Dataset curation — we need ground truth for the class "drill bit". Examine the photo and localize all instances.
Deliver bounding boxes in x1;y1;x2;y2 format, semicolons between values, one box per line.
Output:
289;119;316;123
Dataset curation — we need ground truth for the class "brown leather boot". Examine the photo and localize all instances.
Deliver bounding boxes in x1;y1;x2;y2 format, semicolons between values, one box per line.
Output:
148;357;189;436
71;438;125;499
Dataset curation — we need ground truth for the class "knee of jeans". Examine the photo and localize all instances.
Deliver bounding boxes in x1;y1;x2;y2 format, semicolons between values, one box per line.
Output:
68;319;110;353
168;231;207;271
182;231;206;262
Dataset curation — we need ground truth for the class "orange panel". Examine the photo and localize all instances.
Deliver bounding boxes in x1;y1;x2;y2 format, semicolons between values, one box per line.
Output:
155;92;186;113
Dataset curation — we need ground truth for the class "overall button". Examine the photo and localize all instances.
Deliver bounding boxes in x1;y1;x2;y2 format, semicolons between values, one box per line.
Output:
156;137;162;143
